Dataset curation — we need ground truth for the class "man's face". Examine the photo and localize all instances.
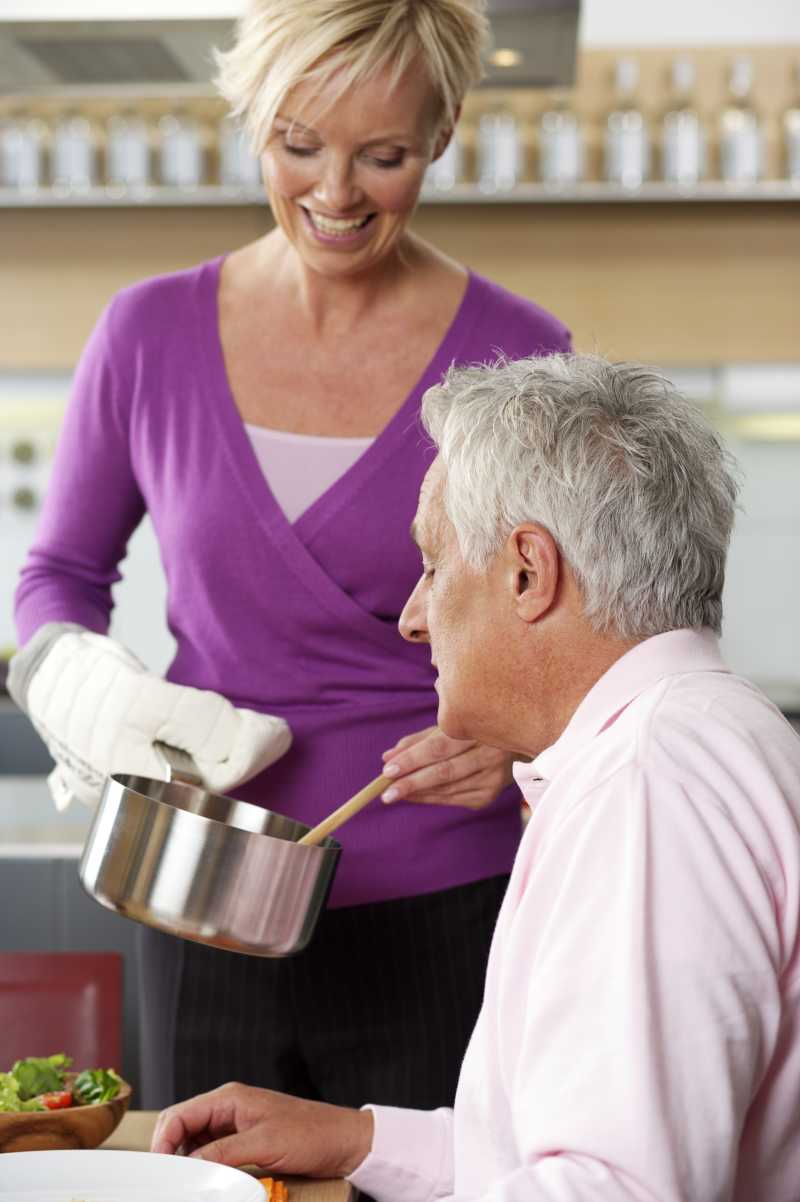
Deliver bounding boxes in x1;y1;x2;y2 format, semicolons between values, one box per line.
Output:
399;460;518;747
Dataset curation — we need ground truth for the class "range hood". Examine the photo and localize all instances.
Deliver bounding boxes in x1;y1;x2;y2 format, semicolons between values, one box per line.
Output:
0;1;579;94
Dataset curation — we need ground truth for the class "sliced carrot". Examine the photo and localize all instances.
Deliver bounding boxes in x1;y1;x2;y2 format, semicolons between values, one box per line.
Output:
259;1176;288;1201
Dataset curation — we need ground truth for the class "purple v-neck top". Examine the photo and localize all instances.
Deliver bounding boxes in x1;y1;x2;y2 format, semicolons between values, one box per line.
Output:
15;256;571;907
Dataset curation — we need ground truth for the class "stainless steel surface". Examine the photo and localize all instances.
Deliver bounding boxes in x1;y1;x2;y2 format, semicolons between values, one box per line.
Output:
79;773;340;958
152;739;202;787
56;740;199;814
486;0;579;88
0;19;231;92
0;4;579;93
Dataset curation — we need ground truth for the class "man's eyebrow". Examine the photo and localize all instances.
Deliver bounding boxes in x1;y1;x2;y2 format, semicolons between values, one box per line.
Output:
409;519;420;547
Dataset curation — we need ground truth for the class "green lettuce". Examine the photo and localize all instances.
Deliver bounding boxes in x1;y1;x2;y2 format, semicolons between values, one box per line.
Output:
11;1053;71;1100
0;1071;45;1112
72;1067;122;1105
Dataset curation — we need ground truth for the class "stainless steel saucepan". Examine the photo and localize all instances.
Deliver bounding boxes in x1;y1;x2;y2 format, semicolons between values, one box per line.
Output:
78;744;348;957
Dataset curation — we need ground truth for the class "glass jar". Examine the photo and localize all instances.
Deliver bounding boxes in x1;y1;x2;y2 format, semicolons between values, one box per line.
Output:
158;109;204;190
218;114;261;189
661;58;706;186
782;62;800;182
0;111;47;191
604;58;650;189
423;130;465;192
538;91;584;186
106;110;151;191
477;105;522;193
52;110;98;192
719;58;763;185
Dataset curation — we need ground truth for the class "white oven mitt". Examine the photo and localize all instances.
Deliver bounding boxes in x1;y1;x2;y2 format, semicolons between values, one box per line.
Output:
7;623;292;811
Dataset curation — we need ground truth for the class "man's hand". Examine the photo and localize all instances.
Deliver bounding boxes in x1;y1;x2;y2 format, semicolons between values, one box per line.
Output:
380;725;514;809
151;1083;373;1177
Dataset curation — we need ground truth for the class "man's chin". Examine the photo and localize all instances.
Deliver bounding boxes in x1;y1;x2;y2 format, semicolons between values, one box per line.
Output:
436;702;475;744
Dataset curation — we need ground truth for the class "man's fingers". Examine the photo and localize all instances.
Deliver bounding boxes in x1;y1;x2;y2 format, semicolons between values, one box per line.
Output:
151;1092;235;1155
151;1111;191;1155
192;1127;277;1170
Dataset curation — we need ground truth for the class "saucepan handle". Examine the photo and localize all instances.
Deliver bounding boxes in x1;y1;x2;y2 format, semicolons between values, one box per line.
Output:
153;740;203;787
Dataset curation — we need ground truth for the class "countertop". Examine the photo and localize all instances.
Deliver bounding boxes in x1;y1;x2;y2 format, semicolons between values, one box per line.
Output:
103;1110;352;1202
0;775;90;855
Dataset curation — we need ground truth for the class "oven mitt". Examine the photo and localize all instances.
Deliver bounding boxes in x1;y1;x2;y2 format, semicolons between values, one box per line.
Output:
7;622;292;811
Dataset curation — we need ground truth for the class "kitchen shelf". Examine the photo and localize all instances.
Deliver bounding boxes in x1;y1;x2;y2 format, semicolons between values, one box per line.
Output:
425;182;800;204
2;181;800;207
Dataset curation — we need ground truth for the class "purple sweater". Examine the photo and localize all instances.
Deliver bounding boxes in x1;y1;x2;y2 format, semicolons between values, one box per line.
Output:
15;257;571;907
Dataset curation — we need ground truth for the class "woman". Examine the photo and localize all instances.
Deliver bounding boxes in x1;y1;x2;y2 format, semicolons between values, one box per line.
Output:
12;0;571;1110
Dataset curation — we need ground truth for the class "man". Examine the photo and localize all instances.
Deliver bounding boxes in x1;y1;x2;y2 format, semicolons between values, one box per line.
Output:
152;354;800;1201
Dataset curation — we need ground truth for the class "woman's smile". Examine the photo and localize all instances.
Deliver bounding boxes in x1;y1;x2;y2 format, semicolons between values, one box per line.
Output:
300;205;377;245
261;58;441;278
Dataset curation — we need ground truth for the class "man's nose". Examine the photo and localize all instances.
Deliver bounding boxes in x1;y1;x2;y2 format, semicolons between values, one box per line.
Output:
399;581;430;644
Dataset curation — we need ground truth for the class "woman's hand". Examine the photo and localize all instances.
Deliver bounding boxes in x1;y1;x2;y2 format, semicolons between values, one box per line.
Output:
150;1082;373;1177
381;726;515;809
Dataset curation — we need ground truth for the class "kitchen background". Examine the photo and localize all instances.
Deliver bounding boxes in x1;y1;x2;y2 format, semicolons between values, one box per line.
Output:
1;0;799;1097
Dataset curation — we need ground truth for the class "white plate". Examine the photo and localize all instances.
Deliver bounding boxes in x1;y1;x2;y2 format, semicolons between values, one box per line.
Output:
0;1149;266;1202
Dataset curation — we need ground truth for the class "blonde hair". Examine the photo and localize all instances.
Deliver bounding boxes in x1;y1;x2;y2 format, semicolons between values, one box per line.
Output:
214;0;488;153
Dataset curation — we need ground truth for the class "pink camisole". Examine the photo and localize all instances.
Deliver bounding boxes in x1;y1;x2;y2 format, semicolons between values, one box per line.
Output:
244;423;374;523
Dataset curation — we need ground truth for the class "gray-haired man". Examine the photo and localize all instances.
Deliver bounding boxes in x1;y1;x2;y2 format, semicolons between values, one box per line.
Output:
154;354;800;1202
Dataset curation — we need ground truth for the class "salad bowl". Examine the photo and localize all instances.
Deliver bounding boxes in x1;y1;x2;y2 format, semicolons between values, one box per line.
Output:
0;1057;130;1153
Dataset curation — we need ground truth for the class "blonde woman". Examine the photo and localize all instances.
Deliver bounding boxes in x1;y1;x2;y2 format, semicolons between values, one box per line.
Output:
12;0;570;1110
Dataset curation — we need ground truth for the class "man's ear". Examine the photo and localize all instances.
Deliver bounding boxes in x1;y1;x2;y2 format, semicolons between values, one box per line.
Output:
506;523;560;623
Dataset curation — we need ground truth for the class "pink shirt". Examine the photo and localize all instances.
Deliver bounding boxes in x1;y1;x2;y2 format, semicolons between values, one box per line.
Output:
350;629;800;1201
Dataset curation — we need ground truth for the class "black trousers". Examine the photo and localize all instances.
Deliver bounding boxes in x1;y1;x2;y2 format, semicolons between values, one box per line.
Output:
171;874;509;1110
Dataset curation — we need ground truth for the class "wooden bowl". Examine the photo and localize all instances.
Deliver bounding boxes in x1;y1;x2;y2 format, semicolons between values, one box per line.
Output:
0;1077;131;1153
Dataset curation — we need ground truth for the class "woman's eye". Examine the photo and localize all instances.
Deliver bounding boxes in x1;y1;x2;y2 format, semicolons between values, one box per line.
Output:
284;143;318;157
368;153;405;169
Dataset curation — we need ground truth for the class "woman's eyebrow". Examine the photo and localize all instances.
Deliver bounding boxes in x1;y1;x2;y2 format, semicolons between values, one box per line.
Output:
361;133;415;146
275;115;417;147
275;114;316;132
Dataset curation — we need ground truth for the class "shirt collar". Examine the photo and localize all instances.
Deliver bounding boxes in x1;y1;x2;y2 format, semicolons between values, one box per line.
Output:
513;628;729;799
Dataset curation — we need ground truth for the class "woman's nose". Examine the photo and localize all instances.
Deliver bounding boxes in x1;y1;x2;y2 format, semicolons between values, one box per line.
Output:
399;581;430;644
315;156;361;211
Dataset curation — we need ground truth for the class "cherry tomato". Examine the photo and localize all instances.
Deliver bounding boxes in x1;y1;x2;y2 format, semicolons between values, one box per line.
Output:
39;1089;73;1110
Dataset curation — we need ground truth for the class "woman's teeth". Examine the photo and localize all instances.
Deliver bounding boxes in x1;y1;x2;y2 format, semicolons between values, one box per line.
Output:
307;210;372;236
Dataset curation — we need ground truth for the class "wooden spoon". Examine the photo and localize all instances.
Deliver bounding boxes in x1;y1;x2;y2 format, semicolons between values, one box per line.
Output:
297;773;394;847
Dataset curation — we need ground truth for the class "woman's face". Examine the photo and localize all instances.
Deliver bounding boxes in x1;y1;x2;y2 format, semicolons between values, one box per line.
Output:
261;58;445;279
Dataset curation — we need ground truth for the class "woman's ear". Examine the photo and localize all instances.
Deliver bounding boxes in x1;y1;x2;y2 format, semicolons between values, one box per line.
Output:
508;524;560;624
431;103;462;161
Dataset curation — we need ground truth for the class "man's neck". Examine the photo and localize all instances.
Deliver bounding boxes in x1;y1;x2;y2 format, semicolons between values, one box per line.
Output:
519;628;643;759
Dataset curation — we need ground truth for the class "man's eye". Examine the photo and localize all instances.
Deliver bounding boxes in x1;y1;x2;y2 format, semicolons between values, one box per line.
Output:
423;567;435;580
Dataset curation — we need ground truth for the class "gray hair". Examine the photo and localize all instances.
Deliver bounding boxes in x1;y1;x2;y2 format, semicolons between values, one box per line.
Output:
421;353;740;639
